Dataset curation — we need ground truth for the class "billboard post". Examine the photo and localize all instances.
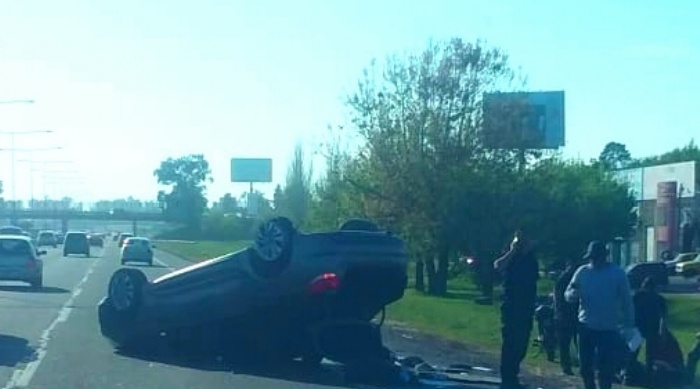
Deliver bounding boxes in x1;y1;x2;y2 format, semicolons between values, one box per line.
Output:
230;158;273;217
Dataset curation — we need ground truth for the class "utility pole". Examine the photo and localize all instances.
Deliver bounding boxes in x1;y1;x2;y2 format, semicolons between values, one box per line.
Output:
0;99;35;222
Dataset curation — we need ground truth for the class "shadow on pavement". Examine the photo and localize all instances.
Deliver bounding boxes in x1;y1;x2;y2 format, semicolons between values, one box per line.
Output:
0;285;71;294
0;334;36;367
116;347;356;388
116;346;491;389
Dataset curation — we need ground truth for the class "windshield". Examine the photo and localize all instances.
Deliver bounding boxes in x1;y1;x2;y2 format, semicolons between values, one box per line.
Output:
0;239;32;256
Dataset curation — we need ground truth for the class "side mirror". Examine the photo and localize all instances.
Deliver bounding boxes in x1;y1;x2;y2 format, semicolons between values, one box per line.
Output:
151;244;157;249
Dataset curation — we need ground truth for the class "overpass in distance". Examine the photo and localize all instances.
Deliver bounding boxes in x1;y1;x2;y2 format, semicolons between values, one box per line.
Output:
0;209;167;234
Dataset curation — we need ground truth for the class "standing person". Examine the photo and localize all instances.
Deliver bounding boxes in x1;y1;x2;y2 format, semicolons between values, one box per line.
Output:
565;241;635;389
553;258;581;375
632;277;667;374
494;230;539;389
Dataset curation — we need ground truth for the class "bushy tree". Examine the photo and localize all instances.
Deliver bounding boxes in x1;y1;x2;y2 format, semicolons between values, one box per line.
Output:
154;154;212;231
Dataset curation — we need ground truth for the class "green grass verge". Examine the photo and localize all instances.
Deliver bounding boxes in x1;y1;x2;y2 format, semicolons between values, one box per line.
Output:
388;279;700;369
156;240;251;262
157;240;700;370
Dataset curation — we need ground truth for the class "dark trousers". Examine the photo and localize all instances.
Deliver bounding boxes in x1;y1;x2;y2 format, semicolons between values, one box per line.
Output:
687;340;700;382
634;332;660;372
557;321;577;372
500;304;534;387
578;325;617;389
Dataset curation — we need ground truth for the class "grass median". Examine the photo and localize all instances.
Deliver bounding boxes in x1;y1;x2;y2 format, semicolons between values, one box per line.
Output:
156;240;251;262
156;239;700;370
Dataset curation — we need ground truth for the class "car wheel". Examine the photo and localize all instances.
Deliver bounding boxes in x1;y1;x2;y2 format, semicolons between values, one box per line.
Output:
108;268;147;318
63;251;68;257
249;217;294;278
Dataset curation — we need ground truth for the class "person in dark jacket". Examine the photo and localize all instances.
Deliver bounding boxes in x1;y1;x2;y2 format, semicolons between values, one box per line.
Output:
494;230;539;389
553;258;582;375
632;277;667;373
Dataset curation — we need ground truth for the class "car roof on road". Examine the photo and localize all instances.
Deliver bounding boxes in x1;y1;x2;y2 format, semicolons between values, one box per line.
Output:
0;234;32;241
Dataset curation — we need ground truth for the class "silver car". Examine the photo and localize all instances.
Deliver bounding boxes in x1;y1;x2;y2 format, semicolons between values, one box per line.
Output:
121;237;154;266
0;235;46;287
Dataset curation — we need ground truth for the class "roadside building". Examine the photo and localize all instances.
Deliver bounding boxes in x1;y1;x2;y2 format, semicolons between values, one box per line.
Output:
612;161;699;264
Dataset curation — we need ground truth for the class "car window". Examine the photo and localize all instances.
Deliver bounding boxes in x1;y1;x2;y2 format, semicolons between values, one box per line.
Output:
0;239;32;256
66;234;86;242
0;227;23;235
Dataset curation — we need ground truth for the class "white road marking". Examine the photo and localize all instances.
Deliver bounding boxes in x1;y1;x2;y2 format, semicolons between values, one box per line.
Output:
2;259;100;389
154;257;175;272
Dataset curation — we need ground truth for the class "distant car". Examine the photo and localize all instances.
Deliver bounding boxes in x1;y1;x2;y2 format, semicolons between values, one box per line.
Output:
676;255;700;278
89;234;104;247
0;234;46;287
55;233;65;245
63;232;91;257
37;231;58;248
627;262;669;290
665;252;699;275
98;217;408;366
121;237;154;266
0;226;25;235
117;233;134;248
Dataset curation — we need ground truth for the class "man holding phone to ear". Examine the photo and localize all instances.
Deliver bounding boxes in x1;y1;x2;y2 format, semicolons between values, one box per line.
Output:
494;229;539;389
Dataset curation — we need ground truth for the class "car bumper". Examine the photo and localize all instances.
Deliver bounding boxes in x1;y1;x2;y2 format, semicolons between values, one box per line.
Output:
0;268;42;282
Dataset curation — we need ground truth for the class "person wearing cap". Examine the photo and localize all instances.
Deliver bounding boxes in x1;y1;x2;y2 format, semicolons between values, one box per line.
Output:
494;230;539;389
565;240;635;389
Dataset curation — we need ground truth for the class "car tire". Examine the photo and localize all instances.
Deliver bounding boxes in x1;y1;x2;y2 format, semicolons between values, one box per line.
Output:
249;217;294;278
63;251;68;257
108;268;147;319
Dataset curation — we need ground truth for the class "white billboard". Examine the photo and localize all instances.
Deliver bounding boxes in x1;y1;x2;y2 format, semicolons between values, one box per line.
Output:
614;161;696;201
230;158;273;183
642;161;695;200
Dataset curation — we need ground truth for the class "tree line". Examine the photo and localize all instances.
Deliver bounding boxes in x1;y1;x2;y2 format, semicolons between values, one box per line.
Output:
151;38;700;297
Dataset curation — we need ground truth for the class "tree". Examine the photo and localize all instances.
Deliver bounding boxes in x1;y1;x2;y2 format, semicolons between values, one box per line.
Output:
345;38;523;295
523;159;635;266
154;154;212;231
632;139;700;166
216;193;238;213
277;144;314;228
599;142;632;170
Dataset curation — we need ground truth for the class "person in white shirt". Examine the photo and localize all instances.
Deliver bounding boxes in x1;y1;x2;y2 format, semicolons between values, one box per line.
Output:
565;240;635;389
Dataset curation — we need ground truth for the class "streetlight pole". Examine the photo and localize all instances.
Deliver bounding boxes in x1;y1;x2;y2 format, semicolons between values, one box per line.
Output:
0;141;60;215
18;159;73;206
0;99;35;219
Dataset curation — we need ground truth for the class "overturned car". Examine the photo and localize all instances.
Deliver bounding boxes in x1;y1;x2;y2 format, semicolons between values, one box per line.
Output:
98;217;408;366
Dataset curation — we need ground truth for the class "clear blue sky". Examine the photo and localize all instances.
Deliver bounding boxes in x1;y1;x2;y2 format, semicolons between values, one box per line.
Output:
0;0;698;203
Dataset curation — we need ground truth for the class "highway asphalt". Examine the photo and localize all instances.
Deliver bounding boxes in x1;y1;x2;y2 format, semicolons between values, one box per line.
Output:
0;244;371;389
0;243;502;389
